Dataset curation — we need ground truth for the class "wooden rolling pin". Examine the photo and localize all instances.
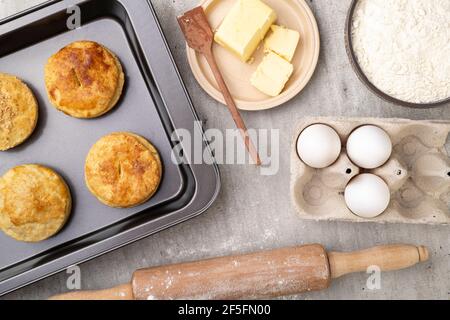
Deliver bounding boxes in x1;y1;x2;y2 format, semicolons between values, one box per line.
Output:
51;244;429;300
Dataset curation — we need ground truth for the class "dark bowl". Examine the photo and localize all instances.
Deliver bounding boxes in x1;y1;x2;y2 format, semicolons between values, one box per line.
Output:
344;0;450;109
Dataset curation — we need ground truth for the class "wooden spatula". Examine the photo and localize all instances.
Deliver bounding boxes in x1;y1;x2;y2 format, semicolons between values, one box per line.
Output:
177;7;262;166
50;243;429;300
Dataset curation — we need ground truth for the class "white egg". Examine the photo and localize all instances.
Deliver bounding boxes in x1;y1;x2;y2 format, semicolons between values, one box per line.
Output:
297;124;342;169
345;174;390;218
346;125;392;169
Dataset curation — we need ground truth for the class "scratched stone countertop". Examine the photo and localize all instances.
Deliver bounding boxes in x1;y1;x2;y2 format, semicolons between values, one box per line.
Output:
1;0;449;300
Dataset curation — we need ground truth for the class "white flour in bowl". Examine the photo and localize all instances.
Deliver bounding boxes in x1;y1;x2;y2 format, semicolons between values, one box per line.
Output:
351;0;450;104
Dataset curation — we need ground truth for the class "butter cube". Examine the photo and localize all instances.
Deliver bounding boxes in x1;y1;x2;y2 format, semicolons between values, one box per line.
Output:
264;25;300;62
214;0;277;62
251;51;294;97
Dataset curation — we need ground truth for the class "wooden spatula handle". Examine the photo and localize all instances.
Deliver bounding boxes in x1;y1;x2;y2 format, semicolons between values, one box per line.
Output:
177;6;261;166
204;51;262;166
328;244;429;279
132;244;330;300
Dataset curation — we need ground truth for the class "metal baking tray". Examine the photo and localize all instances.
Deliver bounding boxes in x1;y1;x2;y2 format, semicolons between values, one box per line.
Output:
0;0;220;296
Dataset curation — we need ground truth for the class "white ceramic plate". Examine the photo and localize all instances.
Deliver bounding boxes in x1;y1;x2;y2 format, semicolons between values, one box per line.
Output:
186;0;321;111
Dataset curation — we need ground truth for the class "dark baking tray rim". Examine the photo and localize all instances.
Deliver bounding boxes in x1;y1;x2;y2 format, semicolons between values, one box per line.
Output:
344;0;450;109
0;0;220;296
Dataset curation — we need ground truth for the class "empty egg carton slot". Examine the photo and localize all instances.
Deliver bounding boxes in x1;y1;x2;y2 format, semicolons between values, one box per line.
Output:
290;117;450;225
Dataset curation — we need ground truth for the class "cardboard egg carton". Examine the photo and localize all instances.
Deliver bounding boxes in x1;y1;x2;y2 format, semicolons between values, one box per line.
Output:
290;117;450;225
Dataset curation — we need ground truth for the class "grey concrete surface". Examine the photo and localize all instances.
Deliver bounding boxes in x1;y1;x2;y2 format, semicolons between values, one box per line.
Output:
1;0;449;300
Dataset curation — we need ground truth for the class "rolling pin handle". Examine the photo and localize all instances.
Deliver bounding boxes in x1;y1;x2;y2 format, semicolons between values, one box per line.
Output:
417;245;429;262
49;284;133;300
328;244;429;279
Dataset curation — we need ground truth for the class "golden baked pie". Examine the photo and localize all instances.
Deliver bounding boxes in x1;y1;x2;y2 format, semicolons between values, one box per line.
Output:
44;41;125;118
85;132;162;208
0;73;38;151
0;165;72;242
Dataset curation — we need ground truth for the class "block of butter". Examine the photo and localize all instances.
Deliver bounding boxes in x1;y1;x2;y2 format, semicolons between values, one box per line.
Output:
251;51;294;97
214;0;277;62
264;25;300;62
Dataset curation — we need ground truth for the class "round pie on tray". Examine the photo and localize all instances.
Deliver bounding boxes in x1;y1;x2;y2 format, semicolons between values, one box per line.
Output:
85;132;162;208
0;73;38;151
44;41;125;119
0;165;72;242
